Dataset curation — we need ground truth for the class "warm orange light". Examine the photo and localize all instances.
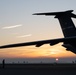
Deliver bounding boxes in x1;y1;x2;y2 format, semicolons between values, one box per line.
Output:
0;44;76;58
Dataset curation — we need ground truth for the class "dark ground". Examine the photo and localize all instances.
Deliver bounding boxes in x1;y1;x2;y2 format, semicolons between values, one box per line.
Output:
0;63;76;75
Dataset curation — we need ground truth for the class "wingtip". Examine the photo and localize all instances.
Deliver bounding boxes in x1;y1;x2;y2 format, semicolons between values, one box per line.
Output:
32;13;37;15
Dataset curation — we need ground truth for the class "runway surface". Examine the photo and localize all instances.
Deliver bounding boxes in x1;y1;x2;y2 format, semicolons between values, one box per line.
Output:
0;63;76;75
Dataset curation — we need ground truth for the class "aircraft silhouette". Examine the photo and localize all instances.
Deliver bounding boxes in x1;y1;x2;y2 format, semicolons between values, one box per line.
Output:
0;10;76;54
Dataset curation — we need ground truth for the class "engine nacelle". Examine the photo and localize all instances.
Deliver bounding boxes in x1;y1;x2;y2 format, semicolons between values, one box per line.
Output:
50;42;59;46
35;43;43;47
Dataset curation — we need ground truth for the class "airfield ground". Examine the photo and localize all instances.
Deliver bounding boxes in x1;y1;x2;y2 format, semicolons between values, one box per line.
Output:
0;63;76;75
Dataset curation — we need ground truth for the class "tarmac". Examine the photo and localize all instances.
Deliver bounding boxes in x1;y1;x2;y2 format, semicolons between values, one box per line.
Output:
0;63;76;75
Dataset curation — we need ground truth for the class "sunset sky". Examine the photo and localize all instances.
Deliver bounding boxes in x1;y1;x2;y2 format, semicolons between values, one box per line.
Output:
0;0;76;63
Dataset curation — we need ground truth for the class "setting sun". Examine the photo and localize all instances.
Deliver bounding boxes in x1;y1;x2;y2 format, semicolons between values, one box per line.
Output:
56;58;59;61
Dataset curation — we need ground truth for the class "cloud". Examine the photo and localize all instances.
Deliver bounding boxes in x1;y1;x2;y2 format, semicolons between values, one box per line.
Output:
17;34;32;38
2;24;22;29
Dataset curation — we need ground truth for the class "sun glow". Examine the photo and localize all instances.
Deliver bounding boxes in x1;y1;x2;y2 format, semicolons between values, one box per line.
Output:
56;58;59;61
50;49;65;54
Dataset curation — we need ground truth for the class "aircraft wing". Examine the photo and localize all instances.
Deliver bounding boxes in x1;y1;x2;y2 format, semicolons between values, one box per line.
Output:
0;37;75;49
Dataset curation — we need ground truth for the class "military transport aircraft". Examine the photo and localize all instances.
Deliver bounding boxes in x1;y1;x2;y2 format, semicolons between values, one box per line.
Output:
0;10;76;54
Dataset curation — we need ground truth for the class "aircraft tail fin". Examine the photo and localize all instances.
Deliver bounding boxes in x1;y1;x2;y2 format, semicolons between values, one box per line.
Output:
33;10;76;37
56;11;76;37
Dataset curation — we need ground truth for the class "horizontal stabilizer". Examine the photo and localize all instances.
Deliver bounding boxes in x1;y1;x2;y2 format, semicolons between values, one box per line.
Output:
33;10;73;16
